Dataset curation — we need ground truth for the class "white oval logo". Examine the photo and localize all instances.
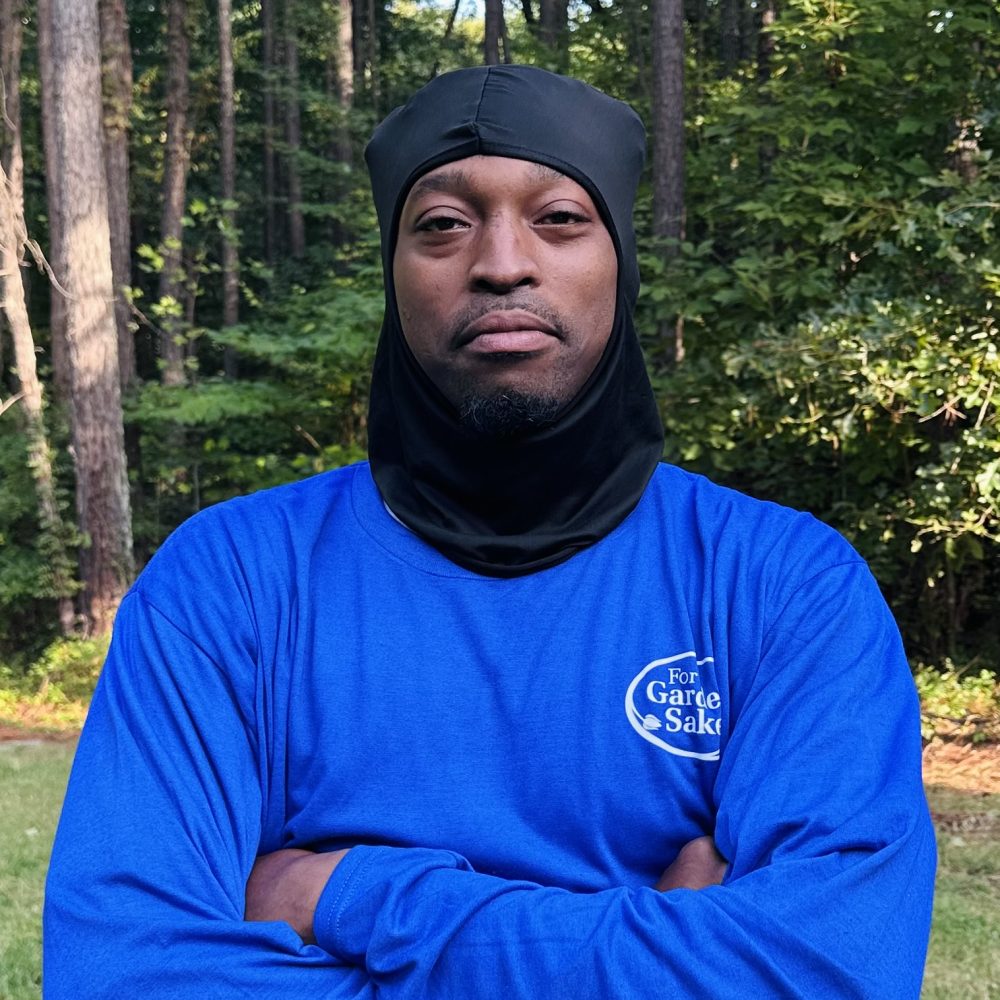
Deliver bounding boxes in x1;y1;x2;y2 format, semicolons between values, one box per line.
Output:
625;652;721;761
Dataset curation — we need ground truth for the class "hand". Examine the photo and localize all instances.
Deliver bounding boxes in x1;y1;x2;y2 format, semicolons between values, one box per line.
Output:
655;835;727;892
245;847;349;943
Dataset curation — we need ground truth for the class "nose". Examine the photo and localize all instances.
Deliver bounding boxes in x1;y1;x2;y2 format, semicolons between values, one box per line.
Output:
468;216;538;294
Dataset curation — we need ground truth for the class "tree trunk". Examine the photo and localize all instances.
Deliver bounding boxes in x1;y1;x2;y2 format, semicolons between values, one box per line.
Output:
365;0;379;111
49;0;134;635
740;0;756;64
36;0;70;400
756;0;776;81
538;0;568;69
284;0;306;259
324;0;354;246
720;0;739;76
1;0;24;200
158;0;190;386
756;0;776;176
651;0;685;363
1;32;76;634
352;0;365;98
335;0;353;164
261;0;278;266
98;0;134;390
484;0;502;65
218;0;239;333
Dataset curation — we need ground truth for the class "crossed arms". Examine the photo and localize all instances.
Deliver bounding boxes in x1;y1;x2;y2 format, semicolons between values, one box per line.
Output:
44;558;936;998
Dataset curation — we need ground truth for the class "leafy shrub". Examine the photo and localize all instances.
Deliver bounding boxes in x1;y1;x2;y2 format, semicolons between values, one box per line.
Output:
914;663;1000;743
22;637;109;704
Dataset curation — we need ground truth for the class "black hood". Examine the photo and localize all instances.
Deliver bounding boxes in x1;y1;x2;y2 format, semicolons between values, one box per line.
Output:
365;65;664;576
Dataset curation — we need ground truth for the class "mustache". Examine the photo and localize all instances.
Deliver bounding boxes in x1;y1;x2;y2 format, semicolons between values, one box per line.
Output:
446;300;568;350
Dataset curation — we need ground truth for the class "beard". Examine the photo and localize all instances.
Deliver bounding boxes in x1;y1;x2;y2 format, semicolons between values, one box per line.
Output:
458;389;563;438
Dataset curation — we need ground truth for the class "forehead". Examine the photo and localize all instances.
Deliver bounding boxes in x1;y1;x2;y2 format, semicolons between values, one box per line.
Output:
403;157;582;208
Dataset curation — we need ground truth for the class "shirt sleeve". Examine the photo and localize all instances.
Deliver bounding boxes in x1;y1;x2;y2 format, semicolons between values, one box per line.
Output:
311;561;936;1000
43;589;374;1000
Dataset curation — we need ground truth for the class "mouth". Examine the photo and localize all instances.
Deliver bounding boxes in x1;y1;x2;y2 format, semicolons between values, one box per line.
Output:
456;310;560;355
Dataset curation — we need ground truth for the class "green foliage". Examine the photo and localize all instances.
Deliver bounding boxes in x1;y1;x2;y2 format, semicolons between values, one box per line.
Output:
0;425;79;665
4;0;1000;671
20;636;109;704
915;663;1000;744
631;0;1000;662
127;271;381;555
0;638;107;732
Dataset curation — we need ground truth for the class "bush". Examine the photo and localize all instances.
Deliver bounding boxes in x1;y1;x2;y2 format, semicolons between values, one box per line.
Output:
914;662;1000;744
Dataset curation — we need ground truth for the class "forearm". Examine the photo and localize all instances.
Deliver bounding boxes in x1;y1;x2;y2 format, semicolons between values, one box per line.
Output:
312;824;934;1000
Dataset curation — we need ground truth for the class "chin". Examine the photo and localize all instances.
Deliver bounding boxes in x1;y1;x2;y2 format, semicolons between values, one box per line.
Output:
457;389;563;437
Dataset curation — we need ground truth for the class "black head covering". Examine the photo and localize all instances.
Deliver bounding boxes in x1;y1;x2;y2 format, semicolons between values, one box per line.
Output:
365;65;664;576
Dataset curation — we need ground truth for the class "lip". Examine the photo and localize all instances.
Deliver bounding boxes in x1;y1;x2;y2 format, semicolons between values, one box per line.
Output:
456;310;559;354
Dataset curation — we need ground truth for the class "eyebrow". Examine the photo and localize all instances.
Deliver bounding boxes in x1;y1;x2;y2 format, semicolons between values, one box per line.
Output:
406;162;568;203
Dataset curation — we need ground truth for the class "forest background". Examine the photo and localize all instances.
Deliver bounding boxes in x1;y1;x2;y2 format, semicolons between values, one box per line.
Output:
0;0;998;734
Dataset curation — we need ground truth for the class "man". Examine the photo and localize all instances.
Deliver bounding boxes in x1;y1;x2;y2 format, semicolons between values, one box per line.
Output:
45;67;935;998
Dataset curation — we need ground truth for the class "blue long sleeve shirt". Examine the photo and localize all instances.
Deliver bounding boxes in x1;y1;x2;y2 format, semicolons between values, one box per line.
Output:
44;462;936;997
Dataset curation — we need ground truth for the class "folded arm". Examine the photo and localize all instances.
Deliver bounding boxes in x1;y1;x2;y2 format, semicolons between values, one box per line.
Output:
253;563;936;1000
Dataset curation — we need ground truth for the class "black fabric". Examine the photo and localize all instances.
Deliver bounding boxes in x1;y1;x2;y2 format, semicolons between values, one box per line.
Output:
365;65;664;576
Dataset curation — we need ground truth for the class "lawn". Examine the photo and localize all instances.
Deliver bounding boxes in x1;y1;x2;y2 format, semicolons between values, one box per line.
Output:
2;740;998;999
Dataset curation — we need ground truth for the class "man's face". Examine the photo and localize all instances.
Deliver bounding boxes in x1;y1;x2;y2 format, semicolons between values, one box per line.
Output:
393;155;618;431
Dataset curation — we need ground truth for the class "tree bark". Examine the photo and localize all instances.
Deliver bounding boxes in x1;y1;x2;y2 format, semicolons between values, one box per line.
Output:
1;0;24;200
651;0;685;362
49;0;134;635
351;0;365;98
538;0;568;69
720;0;739;76
261;0;278;266
740;0;756;64
36;0;70;399
484;0;502;65
1;36;76;634
218;0;239;331
158;0;190;386
98;0;135;390
335;0;354;164
284;0;306;258
756;0;776;82
365;0;379;111
756;0;776;177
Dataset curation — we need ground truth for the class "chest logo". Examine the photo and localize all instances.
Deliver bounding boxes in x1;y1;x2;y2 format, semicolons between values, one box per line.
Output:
625;652;721;761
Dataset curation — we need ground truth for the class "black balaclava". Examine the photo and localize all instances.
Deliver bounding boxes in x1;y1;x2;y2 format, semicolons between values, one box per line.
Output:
365;65;664;577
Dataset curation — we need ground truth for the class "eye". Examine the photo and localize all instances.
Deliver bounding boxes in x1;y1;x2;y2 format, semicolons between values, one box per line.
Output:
415;215;469;233
537;209;589;226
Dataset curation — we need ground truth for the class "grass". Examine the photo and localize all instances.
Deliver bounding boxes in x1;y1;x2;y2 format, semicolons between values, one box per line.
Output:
0;742;73;1000
921;786;1000;1000
0;742;997;999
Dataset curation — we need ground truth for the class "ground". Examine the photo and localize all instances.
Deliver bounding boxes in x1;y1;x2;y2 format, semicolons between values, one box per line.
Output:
922;740;1000;796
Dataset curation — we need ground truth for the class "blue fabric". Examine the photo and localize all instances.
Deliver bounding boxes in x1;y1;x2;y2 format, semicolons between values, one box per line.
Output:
44;462;935;998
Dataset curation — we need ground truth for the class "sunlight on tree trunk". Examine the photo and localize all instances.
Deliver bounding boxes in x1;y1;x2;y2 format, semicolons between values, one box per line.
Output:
98;0;135;390
49;0;134;636
159;0;190;387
